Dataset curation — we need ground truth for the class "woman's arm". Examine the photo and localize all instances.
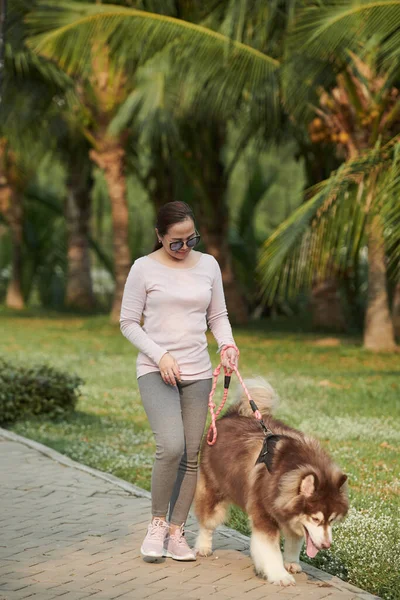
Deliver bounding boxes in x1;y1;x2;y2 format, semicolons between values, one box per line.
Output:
120;260;167;366
207;258;238;367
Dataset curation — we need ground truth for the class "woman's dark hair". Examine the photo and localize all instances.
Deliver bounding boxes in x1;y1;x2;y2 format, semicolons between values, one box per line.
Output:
153;201;196;251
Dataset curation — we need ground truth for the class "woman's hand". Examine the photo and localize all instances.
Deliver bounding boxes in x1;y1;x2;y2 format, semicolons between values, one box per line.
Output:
159;353;181;386
220;346;239;372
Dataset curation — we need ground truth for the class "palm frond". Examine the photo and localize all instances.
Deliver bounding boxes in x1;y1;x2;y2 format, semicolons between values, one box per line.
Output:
2;1;79;165
26;1;280;121
6;0;73;88
109;53;181;150
284;0;400;119
5;45;72;89
378;143;400;280
289;0;400;66
257;136;400;303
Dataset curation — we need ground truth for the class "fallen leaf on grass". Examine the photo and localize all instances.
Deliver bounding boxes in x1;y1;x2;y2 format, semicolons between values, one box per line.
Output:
380;441;399;451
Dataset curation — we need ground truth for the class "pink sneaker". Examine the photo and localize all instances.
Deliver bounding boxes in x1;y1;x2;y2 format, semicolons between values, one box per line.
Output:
140;518;169;559
164;525;196;561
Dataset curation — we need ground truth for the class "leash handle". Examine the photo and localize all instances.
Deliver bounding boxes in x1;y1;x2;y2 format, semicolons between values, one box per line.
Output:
207;345;238;446
207;344;272;446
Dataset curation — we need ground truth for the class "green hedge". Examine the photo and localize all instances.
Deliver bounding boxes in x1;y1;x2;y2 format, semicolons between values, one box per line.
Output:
0;358;82;425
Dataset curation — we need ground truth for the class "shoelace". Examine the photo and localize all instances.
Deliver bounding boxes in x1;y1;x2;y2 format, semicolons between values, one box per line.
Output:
170;525;190;545
149;519;168;539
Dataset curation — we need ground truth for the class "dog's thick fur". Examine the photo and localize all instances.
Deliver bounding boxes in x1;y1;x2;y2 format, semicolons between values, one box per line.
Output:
195;379;349;586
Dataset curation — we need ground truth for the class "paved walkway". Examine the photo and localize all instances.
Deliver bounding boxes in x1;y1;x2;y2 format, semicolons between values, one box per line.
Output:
0;429;379;600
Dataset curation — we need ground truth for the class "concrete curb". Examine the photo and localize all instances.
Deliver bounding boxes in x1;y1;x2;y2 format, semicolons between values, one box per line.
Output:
0;427;379;599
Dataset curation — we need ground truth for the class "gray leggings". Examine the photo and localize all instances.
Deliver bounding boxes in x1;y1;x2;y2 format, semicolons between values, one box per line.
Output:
138;373;212;525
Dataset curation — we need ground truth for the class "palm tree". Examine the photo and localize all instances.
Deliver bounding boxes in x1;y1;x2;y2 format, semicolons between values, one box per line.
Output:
77;48;131;321
258;1;400;350
26;0;280;322
0;81;57;310
307;55;399;343
110;52;276;323
0;141;25;309
0;0;24;309
27;2;279;121
25;1;400;334
1;0;98;311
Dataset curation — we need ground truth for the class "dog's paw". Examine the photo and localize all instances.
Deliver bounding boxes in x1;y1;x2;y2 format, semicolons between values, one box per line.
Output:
284;561;302;574
268;571;296;587
195;546;213;557
195;530;213;557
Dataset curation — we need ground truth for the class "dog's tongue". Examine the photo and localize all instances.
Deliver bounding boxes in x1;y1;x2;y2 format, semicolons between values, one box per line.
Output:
305;531;319;558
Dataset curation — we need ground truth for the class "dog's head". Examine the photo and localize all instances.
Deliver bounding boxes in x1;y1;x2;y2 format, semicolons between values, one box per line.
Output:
296;471;348;558
276;467;349;558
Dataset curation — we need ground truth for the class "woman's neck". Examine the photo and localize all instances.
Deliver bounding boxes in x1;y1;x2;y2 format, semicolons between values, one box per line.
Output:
150;248;200;268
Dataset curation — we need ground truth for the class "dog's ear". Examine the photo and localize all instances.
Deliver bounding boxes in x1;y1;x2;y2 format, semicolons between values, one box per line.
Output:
300;473;318;497
337;473;348;489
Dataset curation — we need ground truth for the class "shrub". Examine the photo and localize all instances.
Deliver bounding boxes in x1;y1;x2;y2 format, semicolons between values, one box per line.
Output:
0;358;82;425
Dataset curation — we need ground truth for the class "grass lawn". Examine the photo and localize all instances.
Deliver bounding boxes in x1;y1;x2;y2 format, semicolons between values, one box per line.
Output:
1;309;399;599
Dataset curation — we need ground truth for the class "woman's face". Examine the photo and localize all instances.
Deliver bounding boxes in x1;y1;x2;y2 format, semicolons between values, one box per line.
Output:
157;218;197;261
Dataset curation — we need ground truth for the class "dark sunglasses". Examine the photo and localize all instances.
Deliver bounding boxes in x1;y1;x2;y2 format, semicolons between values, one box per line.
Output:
169;234;201;252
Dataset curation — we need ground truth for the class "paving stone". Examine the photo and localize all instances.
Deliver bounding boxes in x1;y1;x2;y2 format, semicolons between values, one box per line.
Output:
244;588;299;600
0;433;377;600
0;592;37;600
0;590;36;600
51;593;92;600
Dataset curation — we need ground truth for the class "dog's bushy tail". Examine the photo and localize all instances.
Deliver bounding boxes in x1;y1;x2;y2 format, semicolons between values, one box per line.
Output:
233;377;279;417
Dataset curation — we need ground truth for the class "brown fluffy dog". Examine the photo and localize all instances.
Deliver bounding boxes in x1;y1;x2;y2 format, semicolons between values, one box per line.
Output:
195;379;349;586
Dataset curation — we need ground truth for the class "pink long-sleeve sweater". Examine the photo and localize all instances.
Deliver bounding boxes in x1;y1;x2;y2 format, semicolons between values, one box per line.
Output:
120;253;235;380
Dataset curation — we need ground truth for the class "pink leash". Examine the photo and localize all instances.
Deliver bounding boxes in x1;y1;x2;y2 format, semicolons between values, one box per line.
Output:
207;344;264;446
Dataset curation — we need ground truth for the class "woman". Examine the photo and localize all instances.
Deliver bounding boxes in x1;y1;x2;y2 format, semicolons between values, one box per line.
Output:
120;201;238;561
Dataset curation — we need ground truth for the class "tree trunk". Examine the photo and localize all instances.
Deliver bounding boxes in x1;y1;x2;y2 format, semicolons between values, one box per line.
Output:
0;185;25;309
364;213;397;350
65;167;95;311
392;282;400;340
90;144;131;323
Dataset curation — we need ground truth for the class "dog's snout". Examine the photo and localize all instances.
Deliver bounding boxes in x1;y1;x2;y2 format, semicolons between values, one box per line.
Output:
321;541;331;549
